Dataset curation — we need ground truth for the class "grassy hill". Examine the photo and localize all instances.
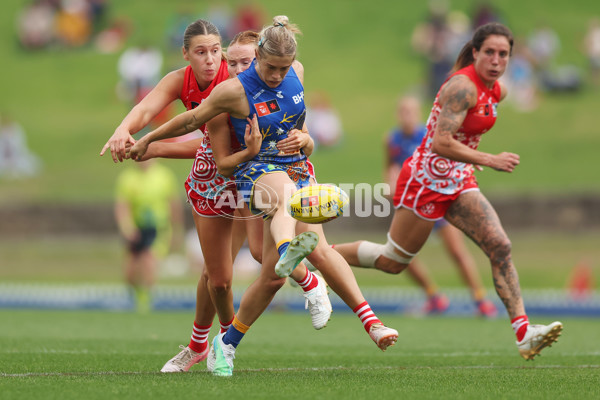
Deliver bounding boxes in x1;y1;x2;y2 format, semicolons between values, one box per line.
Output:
1;0;599;204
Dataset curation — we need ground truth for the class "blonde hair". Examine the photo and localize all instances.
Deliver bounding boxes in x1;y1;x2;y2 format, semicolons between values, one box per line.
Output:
257;15;302;58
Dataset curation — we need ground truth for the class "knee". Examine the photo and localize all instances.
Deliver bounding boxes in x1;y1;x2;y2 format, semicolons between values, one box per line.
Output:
375;258;407;274
486;236;512;263
208;276;233;294
264;276;286;293
250;248;262;264
306;246;325;265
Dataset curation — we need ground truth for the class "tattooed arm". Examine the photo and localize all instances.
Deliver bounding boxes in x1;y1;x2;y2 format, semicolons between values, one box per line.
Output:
431;75;519;172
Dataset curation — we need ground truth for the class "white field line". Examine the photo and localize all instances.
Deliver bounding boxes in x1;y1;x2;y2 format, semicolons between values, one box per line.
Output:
3;348;600;357
1;364;599;378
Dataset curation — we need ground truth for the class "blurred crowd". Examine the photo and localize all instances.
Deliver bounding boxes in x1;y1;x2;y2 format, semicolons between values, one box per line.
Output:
16;0;123;51
412;0;600;112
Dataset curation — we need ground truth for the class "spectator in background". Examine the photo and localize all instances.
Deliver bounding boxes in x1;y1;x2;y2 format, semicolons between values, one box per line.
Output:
114;159;183;312
305;91;344;149
471;0;503;29
230;1;265;37
528;22;582;92
528;22;560;70
94;16;131;54
503;40;538;111
0;113;41;179
584;17;600;87
17;0;57;50
411;0;472;100
116;43;164;106
166;8;195;53
54;0;92;48
205;1;233;43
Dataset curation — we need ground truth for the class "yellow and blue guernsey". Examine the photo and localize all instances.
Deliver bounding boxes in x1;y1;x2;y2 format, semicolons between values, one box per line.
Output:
230;60;313;210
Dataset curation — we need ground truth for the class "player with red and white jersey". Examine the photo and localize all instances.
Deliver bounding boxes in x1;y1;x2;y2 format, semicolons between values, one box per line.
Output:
335;22;562;361
101;23;328;373
395;61;501;219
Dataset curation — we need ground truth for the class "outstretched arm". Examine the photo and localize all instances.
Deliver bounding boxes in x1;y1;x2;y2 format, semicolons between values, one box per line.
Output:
129;79;245;161
127;138;203;161
432;75;519;172
100;70;183;162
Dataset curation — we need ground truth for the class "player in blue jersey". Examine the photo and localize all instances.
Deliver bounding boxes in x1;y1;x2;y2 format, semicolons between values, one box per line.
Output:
130;15;399;376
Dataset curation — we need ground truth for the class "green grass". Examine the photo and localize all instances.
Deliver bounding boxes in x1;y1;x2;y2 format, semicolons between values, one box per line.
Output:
1;0;600;204
1;310;598;399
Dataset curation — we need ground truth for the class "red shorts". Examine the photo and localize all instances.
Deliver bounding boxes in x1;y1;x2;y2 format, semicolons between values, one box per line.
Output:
393;165;479;220
185;181;236;217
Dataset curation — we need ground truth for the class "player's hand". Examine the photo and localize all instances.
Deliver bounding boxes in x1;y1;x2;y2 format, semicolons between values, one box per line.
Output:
126;141;158;162
277;128;308;154
244;115;262;157
100;127;135;163
129;137;150;161
490;152;520;172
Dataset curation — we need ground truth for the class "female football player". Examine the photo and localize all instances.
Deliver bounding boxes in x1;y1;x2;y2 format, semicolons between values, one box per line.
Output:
335;23;562;360
129;15;399;377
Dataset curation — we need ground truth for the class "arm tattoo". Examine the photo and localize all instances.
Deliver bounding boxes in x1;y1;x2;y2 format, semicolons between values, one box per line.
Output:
437;77;476;138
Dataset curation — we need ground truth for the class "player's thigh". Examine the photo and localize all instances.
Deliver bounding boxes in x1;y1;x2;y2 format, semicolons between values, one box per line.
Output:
253;171;295;212
389;207;435;255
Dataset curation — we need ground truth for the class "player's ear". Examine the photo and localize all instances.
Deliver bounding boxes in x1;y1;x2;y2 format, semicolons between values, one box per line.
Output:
182;46;189;61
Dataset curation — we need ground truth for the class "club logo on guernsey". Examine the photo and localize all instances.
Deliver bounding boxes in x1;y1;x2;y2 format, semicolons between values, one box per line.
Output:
255;99;281;117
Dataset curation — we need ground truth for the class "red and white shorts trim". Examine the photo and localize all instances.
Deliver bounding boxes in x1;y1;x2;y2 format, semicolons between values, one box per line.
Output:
393;165;479;220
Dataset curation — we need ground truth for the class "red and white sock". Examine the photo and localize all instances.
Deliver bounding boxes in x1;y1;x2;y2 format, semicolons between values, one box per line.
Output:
353;301;382;333
220;316;234;334
294;270;319;292
511;315;529;342
188;322;211;353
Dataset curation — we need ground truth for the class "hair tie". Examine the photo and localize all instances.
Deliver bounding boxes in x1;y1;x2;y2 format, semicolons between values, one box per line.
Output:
275;22;284;27
258;37;265;47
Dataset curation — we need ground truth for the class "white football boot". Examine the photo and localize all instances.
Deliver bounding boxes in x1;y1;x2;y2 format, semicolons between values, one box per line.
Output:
303;274;333;330
208;333;236;377
369;323;399;351
274;232;319;278
160;345;208;372
517;321;563;360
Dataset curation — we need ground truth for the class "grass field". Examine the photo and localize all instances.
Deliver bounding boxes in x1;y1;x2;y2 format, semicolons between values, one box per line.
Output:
1;310;599;399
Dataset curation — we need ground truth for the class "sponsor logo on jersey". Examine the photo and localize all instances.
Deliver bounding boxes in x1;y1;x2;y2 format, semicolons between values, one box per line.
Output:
255;99;281;117
253;89;265;100
293;91;304;104
475;104;491;116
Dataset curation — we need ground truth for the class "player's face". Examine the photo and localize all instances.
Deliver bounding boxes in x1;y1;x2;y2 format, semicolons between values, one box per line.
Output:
183;34;222;86
472;34;511;88
255;53;295;88
226;43;255;78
